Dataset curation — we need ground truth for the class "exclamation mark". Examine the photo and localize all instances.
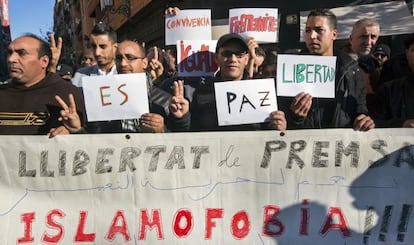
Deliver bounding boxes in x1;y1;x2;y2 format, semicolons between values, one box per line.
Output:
363;206;375;245
378;205;393;242
397;204;412;242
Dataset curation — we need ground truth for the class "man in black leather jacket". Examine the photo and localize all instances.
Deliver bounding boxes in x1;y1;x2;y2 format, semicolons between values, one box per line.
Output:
285;9;375;131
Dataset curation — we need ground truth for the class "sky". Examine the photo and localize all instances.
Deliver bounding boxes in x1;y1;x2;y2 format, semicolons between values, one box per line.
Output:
8;0;55;40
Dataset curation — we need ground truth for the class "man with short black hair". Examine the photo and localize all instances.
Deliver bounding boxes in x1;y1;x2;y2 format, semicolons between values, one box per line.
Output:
286;9;374;131
2;34;85;135
72;22;118;87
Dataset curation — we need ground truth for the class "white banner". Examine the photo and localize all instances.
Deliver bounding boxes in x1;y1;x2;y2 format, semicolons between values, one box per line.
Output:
1;129;413;244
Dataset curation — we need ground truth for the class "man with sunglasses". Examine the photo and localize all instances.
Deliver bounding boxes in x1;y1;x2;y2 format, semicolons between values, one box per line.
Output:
170;33;287;131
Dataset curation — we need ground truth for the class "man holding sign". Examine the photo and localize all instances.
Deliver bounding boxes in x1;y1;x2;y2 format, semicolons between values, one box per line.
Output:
286;9;374;130
170;33;286;131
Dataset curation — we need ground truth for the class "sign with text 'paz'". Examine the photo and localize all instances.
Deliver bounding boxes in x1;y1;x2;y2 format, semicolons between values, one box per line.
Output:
177;40;218;77
82;73;149;122
229;8;279;43
276;54;337;98
214;78;277;126
165;9;212;45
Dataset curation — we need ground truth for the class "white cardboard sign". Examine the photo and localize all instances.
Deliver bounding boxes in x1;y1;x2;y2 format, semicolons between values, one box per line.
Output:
165;9;212;45
176;40;218;77
229;8;279;43
214;78;278;126
276;54;337;98
82;73;149;121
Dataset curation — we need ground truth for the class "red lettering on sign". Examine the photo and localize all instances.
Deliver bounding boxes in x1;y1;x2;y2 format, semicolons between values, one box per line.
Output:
231;210;250;239
139;209;164;240
74;211;95;242
17;212;35;244
320;207;351;237
42;209;65;243
205;208;223;239
105;210;131;242
262;205;284;236
173;209;193;238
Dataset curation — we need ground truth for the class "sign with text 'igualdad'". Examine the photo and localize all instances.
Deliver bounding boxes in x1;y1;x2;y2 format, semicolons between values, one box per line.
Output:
176;40;218;77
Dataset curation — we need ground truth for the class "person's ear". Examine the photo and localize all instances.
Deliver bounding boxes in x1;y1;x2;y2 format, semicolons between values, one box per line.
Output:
40;55;49;69
332;29;338;41
142;57;148;70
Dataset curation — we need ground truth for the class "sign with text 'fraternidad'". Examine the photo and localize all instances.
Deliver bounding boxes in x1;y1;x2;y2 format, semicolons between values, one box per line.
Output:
277;54;337;98
176;40;218;77
165;9;212;45
1;129;414;244
229;8;279;43
82;73;149;121
214;78;278;126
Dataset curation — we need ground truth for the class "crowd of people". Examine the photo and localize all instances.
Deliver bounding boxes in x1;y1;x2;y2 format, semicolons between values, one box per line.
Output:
1;7;413;137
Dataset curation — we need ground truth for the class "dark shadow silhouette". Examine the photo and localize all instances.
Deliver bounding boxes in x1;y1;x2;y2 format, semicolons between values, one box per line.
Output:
265;145;414;244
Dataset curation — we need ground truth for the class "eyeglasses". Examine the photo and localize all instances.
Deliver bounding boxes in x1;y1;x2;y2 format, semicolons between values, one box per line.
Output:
220;50;247;59
115;54;145;62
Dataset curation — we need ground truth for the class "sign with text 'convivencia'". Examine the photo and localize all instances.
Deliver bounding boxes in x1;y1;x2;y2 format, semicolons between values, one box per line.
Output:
276;54;337;98
165;9;212;45
214;78;277;126
229;8;279;43
176;40;218;77
82;73;149;121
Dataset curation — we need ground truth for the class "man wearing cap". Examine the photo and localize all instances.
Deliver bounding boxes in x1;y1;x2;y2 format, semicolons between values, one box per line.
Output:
169;33;287;131
56;64;73;81
372;43;390;67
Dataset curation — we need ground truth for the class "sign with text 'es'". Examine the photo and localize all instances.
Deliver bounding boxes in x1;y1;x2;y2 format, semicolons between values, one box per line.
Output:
82;73;149;122
276;54;337;98
214;78;277;126
229;8;279;43
177;40;218;77
165;9;212;45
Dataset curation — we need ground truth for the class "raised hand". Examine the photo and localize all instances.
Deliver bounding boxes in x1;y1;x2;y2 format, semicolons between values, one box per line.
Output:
149;46;164;81
48;33;63;73
169;80;189;118
55;94;82;133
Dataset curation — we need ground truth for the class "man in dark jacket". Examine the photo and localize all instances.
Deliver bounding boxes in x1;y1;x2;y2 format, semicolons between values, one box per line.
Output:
169;33;287;131
2;34;86;136
286;9;374;130
72;40;188;133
